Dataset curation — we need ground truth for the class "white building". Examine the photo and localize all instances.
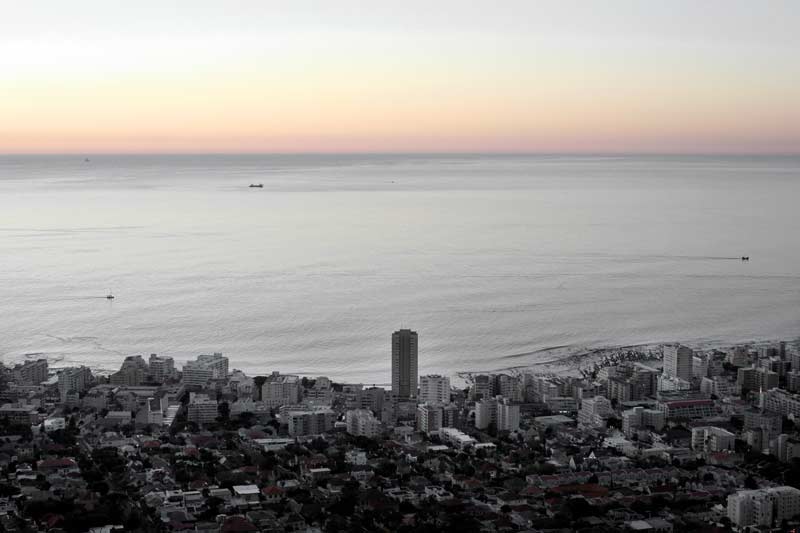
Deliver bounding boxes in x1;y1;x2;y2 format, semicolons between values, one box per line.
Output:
416;403;444;434
657;374;692;393
691;426;735;453
439;427;477;450
578;396;612;427
285;407;335;437
728;486;800;528
663;344;693;381
475;395;520;432
262;372;302;408
621;406;665;437
345;409;382;438
419;375;450;404
700;376;736;398
57;366;92;402
197;353;229;379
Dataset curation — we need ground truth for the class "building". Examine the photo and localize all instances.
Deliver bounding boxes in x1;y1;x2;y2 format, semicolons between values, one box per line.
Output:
657;398;715;419
471;374;494;401
727;486;800;528
12;359;48;385
728;346;750;367
774;434;800;463
475;395;520;432
187;393;218;425
744;409;783;441
545;396;577;413
691;426;735;453
763;388;800;418
738;366;779;392
110;355;149;386
57;366;92;402
416;403;443;434
494;374;522;402
391;329;418;399
657;374;692;392
442;403;462;428
148;354;175;384
262;372;302;408
419;375;450;404
663;344;693;381
621;406;665;437
439;427;477;450
196;353;229;379
285;407;335;436
0;404;40;425
787;371;800;393
361;386;385;414
345;409;382;438
692;354;709;379
578;396;612;427
699;376;735;398
182;361;213;386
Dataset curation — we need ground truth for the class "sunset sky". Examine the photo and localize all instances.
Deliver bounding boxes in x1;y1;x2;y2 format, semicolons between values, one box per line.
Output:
1;0;798;154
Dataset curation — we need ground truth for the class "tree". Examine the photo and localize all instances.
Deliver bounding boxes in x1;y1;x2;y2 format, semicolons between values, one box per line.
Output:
217;401;230;422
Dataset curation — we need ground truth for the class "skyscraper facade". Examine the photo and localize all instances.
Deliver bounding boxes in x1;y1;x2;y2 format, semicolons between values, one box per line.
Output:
392;329;418;399
663;344;693;381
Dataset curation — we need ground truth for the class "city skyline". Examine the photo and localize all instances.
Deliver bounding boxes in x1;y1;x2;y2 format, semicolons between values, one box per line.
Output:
2;1;799;155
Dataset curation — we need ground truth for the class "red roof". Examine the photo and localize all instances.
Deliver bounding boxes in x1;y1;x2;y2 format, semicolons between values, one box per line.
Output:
262;486;284;495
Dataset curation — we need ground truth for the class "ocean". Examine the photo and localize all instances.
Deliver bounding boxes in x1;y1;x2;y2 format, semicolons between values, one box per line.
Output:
1;154;798;382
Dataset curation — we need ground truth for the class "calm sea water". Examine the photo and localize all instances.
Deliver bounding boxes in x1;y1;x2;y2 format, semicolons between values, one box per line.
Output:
0;154;798;382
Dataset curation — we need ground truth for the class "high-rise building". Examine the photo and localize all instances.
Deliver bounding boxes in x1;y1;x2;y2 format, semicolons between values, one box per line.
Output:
57;366;92;402
419;375;450;404
12;359;49;385
475;395;520;432
663;344;693;381
578;396;612;427
416;403;444;434
391;329;418;399
494;374;522;402
471;374;494;401
149;354;175;384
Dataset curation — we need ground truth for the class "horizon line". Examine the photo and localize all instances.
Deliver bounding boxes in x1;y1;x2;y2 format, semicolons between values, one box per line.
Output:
2;150;799;158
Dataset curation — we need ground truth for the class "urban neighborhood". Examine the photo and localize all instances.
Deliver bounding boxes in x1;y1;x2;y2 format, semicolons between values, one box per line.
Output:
1;331;799;532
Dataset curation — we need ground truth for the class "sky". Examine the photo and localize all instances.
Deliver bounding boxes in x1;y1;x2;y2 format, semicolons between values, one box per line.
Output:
1;0;799;154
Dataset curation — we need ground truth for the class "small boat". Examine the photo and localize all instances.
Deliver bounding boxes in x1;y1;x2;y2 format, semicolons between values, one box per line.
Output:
741;256;750;261
84;158;90;162
249;183;263;188
106;290;115;299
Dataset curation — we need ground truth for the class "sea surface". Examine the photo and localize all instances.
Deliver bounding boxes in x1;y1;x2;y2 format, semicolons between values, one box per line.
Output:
0;154;798;382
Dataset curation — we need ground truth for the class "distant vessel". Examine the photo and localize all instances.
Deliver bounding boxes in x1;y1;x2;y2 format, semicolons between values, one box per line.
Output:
106;291;115;300
741;256;750;261
249;184;263;188
84;158;90;162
